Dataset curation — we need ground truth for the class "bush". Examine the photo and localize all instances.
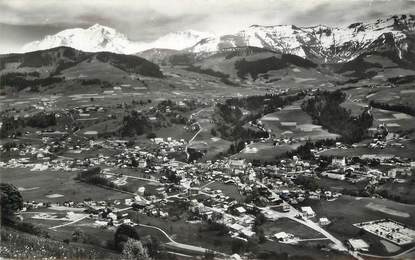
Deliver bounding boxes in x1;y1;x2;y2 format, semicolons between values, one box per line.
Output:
122;238;150;260
114;224;140;251
0;183;23;223
13;222;48;237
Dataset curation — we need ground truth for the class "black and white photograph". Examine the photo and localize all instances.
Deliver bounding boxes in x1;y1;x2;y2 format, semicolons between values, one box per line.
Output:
0;0;415;259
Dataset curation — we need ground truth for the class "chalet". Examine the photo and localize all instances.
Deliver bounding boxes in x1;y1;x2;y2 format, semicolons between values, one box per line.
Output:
274;232;294;242
301;206;315;218
319;217;330;226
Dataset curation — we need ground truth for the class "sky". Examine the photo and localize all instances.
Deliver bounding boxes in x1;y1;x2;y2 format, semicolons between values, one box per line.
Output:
1;0;414;53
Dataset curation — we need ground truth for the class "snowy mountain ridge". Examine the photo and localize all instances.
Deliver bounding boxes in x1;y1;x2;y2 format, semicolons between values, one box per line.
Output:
189;14;415;62
22;24;213;54
21;14;415;63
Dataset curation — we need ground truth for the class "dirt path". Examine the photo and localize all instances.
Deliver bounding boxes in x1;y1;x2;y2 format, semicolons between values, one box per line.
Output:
185;107;210;160
49;215;89;230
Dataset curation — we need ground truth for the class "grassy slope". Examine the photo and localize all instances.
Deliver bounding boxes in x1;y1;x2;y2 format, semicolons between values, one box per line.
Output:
0;227;120;259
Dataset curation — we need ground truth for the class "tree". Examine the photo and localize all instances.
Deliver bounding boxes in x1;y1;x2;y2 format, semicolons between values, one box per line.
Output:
141;235;160;258
257;228;266;243
122;238;150;260
114;224;140;251
0;183;23;223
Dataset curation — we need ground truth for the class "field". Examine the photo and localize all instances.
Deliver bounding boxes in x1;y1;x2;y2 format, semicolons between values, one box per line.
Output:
127;211;239;254
190;107;233;160
376;175;415;204
318;177;368;195
262;218;323;240
371;108;415;133
367;85;415;112
234;142;302;161
320;142;415;159
204;181;245;202
260;102;339;141
0;167;131;202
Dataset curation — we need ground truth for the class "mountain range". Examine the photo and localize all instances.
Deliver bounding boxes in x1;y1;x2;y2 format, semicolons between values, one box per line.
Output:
191;14;415;63
19;14;415;64
22;25;212;55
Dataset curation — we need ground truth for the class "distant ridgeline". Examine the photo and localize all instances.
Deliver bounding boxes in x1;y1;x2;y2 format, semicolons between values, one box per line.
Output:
0;46;163;92
302;90;373;143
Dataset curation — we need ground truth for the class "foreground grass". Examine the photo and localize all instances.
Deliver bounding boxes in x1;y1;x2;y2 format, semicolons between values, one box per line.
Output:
0;227;120;259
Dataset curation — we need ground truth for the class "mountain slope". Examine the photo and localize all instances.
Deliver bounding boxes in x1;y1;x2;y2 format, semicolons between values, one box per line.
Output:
332;29;415;79
136;48;181;64
0;46;163;92
189;14;415;63
1;46;162;77
191;47;320;80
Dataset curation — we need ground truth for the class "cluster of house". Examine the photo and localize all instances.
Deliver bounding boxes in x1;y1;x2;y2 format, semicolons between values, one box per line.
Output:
151;137;187;154
320;154;414;184
368;124;405;149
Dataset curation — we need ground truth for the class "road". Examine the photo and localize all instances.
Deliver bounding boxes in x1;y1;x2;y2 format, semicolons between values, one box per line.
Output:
49;215;89;230
44;209;227;257
185;107;210;160
137;223;228;257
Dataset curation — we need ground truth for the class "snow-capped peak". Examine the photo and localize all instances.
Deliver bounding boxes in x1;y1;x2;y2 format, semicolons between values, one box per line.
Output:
147;29;214;50
189;14;415;63
21;25;213;54
22;24;137;54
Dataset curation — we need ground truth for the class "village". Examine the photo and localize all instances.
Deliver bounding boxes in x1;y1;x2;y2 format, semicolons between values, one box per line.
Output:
1;63;415;258
2;106;415;259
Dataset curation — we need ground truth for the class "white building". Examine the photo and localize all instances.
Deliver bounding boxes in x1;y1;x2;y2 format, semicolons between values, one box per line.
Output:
319;217;330;226
321;171;346;180
348;239;369;251
332;157;346;167
274;232;294;242
301;206;315;218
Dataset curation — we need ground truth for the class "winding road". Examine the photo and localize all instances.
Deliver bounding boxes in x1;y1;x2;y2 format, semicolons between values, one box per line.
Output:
137;223;228;257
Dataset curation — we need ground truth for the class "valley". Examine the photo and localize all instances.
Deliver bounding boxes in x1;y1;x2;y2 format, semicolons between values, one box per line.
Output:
1;13;415;260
